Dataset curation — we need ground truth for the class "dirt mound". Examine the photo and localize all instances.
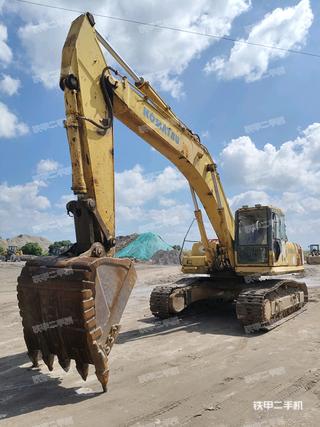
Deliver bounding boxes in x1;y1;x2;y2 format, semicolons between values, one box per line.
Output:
151;249;180;265
0;234;52;252
0;238;7;250
116;232;173;261
116;234;139;252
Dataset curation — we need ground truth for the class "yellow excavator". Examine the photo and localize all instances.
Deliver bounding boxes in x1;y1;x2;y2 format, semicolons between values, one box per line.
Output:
17;13;307;392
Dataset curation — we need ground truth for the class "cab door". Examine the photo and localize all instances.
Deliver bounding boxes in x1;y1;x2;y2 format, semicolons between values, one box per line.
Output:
271;212;287;265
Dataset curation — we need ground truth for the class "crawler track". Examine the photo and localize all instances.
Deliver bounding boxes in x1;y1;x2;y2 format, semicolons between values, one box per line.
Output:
236;279;308;332
150;278;308;332
150;285;181;319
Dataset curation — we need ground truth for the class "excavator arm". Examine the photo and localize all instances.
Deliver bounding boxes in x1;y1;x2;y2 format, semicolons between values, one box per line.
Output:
60;13;235;270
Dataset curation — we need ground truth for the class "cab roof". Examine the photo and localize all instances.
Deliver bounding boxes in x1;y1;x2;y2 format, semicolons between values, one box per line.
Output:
236;205;284;217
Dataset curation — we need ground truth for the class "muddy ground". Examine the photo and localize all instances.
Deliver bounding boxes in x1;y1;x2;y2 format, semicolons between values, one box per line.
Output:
0;262;319;427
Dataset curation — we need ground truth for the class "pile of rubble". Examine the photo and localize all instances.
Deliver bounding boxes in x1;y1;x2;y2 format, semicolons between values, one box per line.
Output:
116;232;173;260
115;234;139;252
115;232;180;264
151;249;180;265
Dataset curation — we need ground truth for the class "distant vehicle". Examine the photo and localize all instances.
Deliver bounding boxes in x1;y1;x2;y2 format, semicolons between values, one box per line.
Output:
5;246;22;262
306;244;320;264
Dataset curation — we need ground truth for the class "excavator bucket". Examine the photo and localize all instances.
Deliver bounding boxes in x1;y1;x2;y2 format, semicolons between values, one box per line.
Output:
17;254;136;391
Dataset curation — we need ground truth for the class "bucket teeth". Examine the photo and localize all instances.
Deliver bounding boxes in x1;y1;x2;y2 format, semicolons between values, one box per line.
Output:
76;362;89;381
43;353;55;371
59;358;71;372
17;255;137;391
96;370;109;393
28;350;41;367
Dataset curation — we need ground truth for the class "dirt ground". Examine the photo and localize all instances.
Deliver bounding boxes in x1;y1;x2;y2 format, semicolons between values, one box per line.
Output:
0;262;319;427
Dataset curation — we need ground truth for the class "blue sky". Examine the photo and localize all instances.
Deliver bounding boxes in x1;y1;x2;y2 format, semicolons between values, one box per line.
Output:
0;0;320;248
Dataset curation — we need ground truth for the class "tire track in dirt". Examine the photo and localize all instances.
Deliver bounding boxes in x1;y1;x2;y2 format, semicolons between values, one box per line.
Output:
273;368;320;400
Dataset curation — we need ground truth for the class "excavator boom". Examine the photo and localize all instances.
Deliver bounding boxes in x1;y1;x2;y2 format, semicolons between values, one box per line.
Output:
60;13;235;268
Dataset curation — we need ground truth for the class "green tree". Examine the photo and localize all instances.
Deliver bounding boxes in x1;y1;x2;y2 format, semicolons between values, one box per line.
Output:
48;240;72;255
0;245;5;255
21;242;43;256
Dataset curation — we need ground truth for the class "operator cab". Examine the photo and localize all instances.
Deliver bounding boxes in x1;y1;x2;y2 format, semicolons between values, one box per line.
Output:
235;205;287;266
309;244;320;255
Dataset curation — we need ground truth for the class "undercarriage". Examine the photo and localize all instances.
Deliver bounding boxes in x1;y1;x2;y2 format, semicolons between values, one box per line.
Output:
150;276;308;333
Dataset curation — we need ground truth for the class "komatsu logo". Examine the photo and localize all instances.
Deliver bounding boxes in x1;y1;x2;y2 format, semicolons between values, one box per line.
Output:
143;107;180;144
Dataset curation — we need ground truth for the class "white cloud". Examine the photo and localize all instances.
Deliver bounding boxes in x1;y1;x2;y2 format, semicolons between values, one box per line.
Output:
139;203;195;244
0;180;74;240
115;165;187;206
116;201;195;245
0;25;26;139
159;197;177;207
145;71;185;99
220;123;320;194
221;122;320;247
0;102;29;138
143;204;192;229
11;0;251;97
0;180;50;210
229;190;320;217
114;165;199;243
36;159;60;175
33;159;69;182
205;0;313;82
0;166;74;240
229;190;271;211
31;214;73;235
0;23;12;64
0;181;49;236
0;74;20;96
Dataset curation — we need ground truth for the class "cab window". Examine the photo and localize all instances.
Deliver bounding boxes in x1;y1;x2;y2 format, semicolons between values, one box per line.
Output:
238;211;268;246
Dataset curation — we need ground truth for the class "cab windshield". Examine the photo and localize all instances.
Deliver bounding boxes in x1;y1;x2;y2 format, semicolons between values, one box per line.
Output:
238;210;268;246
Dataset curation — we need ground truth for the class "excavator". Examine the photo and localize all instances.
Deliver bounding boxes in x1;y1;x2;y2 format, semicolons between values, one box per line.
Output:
17;13;308;392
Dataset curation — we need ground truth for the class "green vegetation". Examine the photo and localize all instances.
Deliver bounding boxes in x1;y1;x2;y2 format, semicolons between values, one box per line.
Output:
48;240;72;255
21;242;43;256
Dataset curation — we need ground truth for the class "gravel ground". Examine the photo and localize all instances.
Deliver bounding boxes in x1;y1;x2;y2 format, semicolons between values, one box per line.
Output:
0;262;319;427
